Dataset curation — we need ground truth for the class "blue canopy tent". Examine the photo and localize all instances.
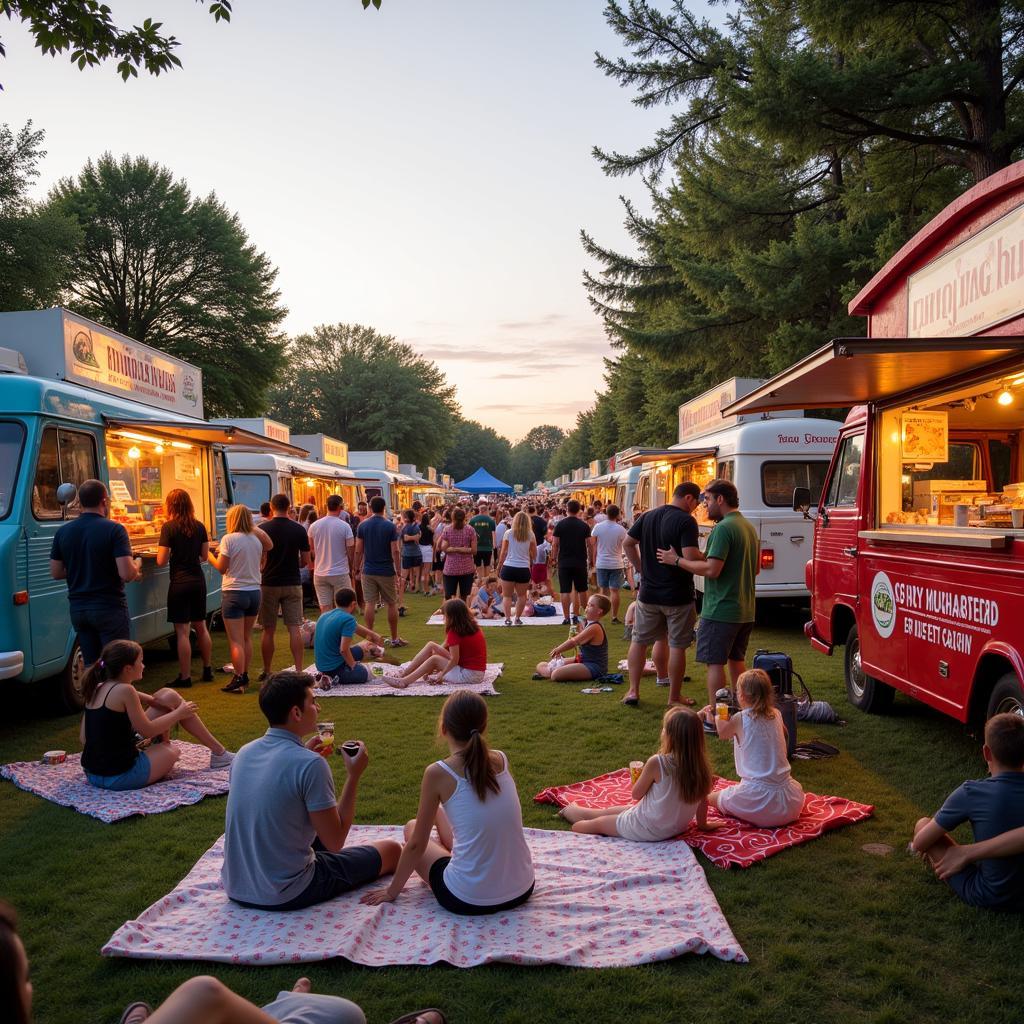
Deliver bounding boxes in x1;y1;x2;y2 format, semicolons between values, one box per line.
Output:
454;467;514;494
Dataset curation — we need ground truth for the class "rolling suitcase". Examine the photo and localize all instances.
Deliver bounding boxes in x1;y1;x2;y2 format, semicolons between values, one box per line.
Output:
753;649;797;758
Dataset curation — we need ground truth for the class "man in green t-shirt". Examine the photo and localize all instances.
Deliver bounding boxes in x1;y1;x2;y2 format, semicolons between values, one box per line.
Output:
657;479;759;716
469;501;497;582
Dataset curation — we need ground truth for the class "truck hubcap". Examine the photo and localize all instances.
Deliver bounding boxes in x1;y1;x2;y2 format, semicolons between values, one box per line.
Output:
849;641;866;699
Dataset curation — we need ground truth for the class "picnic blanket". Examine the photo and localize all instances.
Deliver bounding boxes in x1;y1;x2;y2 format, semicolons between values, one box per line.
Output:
534;769;874;869
617;658;658;675
427;615;563;626
0;742;230;823
292;663;503;697
102;825;746;967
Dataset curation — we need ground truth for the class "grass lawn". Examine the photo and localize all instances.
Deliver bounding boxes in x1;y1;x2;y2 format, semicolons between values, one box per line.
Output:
2;592;1023;1024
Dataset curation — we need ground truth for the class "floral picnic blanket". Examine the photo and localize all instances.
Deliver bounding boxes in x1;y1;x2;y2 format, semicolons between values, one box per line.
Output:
293;662;503;697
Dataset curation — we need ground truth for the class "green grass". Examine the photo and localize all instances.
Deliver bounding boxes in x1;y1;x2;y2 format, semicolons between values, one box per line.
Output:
2;594;1023;1024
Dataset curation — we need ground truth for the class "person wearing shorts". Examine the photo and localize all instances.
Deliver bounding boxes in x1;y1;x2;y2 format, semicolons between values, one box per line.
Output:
355;497;406;646
256;494;311;680
551;500;593;625
307;495;355;613
592;504;628;623
469;503;497;582
222;671;401;911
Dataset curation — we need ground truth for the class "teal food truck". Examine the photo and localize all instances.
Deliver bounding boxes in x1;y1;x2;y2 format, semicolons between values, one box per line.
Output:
0;308;301;711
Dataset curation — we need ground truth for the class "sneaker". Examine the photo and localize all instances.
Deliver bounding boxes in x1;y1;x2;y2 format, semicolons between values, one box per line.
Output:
655;677;670;688
571;615;580;625
201;666;214;683
703;719;718;735
210;749;235;769
170;676;192;689
561;617;570;626
257;670;269;683
221;675;247;694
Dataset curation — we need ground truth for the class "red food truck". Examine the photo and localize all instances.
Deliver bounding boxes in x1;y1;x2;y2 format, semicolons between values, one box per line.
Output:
723;161;1024;725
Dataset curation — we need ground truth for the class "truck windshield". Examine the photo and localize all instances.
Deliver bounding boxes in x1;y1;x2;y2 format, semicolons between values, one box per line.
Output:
0;422;25;520
761;461;831;507
230;472;271;510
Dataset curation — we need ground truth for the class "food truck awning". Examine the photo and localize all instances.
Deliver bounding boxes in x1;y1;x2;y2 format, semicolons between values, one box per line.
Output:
722;337;1024;416
618;446;718;466
104;417;308;457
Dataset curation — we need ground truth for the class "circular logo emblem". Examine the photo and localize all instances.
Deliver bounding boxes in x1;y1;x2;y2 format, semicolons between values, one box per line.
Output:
870;571;896;638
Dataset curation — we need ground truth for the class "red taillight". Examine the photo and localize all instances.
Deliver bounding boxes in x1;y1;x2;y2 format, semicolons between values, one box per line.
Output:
760;548;775;571
13;591;28;605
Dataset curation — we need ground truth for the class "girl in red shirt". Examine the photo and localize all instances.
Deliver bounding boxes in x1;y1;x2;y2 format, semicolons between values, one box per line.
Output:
394;599;487;687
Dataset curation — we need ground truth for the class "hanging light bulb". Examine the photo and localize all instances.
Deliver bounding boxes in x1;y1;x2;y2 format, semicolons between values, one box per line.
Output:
998;387;1014;406
127;446;141;460
154;443;165;454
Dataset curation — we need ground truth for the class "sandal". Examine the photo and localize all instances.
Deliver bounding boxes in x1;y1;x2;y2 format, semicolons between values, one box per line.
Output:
388;637;409;648
621;696;639;707
119;1002;152;1024
387;1011;447;1024
514;618;524;626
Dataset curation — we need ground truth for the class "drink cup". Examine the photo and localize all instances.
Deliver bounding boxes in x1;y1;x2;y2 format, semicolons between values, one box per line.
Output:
716;702;729;721
316;722;335;757
629;760;643;785
341;741;361;758
370;663;385;678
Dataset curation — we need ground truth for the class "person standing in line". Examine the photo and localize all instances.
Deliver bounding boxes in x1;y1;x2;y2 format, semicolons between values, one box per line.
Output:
256;493;311;680
399;508;423;600
438;506;478;600
658;479;759;718
496;511;537;626
418;510;436;595
307;494;355;614
591;503;628;624
592;499;608;524
49;478;142;669
156;488;213;688
528;503;548;546
621;483;702;709
354;496;407;647
469;501;497;584
256;501;272;525
550;499;593;626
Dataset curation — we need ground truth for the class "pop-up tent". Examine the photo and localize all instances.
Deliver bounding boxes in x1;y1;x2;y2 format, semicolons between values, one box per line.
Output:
454;467;514;494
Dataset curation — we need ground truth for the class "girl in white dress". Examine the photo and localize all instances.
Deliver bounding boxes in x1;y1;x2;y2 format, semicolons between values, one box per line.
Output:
559;707;717;840
705;669;805;827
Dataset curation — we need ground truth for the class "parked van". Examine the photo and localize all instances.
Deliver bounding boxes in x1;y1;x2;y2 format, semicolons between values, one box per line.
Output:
621;378;840;601
0;309;299;710
347;451;420;511
724;161;1024;721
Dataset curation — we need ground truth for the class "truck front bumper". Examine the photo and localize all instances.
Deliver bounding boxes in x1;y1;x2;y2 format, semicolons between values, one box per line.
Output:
0;650;25;680
804;621;833;656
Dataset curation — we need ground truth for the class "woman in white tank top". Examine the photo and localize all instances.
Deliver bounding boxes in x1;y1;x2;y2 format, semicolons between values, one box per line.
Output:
360;690;534;914
497;512;537;625
559;707;716;841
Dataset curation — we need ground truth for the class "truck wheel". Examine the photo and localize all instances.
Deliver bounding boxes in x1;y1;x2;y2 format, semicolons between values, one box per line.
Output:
844;624;894;713
986;672;1024;719
50;643;86;714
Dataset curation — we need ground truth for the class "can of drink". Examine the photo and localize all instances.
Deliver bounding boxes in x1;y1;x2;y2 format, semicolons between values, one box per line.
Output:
716;702;729;721
629;760;643;784
42;750;66;765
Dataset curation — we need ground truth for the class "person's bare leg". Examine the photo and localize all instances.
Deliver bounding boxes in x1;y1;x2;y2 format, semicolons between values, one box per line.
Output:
560;589;571;620
174;623;192;679
610;587;621;620
667;645;687;705
223;618;245;675
515;583;529;619
913;816;956;870
402;642;446;674
535;661;553;678
288;625;304;672
571;814;622;837
706;663;727;706
260;622;275;675
143;741;181;783
550;663;595;681
242;618;255;675
433;805;455;848
559;803;630;824
386;600;400;642
728;657;746;688
150;687;226;754
363;598;376;634
402;817;453;884
624;641;647;702
501;581;514;620
652;639;669;679
193;620;212;673
396;654;449;685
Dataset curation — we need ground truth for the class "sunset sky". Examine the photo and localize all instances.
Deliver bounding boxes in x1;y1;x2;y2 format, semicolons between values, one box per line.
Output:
2;0;681;441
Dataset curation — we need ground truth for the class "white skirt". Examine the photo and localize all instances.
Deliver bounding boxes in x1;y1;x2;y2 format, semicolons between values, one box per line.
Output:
716;778;805;828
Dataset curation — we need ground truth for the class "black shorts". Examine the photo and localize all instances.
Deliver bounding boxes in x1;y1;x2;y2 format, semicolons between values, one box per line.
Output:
401;553;423;569
71;603;131;665
499;566;531;585
558;566;589;594
474;551;493;567
167;579;207;624
696;618;755;666
444;573;474;599
428;856;534;916
432;556;444;572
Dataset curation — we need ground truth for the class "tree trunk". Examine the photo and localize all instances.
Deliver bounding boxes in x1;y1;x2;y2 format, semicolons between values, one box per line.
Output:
965;0;1008;183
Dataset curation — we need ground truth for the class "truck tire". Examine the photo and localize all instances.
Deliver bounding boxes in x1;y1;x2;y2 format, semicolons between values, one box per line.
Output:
844;624;895;713
986;672;1024;719
50;642;86;714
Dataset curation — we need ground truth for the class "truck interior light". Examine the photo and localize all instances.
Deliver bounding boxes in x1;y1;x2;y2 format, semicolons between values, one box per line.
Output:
127;446;141;460
890;431;900;444
154;443;165;454
998;387;1014;406
170;441;192;449
117;430;161;444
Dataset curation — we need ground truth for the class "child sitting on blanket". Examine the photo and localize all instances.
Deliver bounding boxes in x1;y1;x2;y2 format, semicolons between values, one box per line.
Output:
79;640;234;790
534;594;610;682
392;599;488;688
473;576;504;619
701;669;805;828
559;707;717;840
312;588;401;689
361;689;534;915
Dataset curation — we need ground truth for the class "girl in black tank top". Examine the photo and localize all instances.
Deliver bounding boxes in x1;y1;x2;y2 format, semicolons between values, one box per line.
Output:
533;594;611;682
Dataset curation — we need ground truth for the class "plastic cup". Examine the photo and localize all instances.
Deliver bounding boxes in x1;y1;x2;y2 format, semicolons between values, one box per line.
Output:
629;760;643;785
370;663;385;678
716;702;729;721
316;722;334;757
341;741;360;758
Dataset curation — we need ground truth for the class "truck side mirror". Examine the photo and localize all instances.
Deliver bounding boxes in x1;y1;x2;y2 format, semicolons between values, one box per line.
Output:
792;486;813;520
56;482;78;520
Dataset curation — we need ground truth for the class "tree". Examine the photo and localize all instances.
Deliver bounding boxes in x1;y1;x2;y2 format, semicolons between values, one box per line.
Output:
510;424;565;486
546;409;596;480
442;418;513;484
49;153;287;417
268;323;459;469
0;120;80;309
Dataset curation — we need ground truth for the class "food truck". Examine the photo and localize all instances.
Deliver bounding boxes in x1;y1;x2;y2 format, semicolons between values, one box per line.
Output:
0;308;301;710
722;161;1024;721
620;378;840;601
347;451;419;510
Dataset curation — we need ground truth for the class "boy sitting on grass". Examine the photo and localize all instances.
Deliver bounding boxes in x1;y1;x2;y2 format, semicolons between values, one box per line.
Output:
911;712;1024;911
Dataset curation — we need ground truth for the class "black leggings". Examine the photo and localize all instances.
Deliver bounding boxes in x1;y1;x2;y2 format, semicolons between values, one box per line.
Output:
443;573;474;599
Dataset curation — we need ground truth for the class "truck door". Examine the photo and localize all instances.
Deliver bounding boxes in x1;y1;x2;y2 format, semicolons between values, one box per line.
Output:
812;433;864;644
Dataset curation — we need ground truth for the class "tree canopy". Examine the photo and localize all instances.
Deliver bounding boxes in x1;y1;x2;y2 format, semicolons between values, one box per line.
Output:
510;424;565;487
267;323;459;469
441;418;513;485
49;153;287;418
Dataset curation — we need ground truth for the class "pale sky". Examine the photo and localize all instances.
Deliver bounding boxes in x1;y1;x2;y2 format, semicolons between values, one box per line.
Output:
1;0;683;442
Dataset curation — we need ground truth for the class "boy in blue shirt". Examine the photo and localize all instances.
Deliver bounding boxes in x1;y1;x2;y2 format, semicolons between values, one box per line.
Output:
313;588;385;686
911;713;1024;911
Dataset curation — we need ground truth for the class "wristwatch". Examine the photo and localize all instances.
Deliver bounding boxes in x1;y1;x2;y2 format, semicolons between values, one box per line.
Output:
676;556;682;567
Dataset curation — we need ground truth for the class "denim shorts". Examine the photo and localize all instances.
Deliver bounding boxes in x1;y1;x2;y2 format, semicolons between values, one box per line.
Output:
696;618;755;665
85;750;151;791
221;589;262;620
596;568;624;589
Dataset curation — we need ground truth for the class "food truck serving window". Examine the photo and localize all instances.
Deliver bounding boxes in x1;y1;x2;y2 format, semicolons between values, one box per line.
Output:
33;427;99;520
0;422;25;521
761;461;830;507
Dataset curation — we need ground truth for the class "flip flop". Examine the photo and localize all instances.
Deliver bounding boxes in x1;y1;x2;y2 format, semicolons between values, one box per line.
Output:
119;1002;152;1024
387;1008;448;1024
388;638;409;648
621;696;639;707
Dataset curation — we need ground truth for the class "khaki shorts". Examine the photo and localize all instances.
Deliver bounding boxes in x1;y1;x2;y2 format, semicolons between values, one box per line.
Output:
362;573;397;606
314;573;353;609
631;600;696;649
259;585;304;629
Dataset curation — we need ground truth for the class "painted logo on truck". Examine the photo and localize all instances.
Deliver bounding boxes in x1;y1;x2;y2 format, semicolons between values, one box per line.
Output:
870;572;896;638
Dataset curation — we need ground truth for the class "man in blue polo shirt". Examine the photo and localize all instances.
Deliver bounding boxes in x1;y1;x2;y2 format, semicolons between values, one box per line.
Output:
222;671;401;910
49;478;142;666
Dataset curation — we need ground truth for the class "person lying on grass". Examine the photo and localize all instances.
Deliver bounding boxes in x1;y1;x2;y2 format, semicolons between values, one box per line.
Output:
911;712;1024;912
222;671;401;911
701;669;805;828
391;599;487;688
311;587;397;690
533;594;610;682
79;639;234;790
360;689;534;915
560;707;718;840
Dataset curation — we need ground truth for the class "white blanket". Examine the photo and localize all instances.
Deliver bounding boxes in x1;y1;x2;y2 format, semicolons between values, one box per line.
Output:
288;662;503;697
427;615;563;626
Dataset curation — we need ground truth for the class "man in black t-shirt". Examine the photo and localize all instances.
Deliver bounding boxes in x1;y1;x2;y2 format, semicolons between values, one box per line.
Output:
621;482;701;707
551;499;594;624
257;493;311;680
528;504;548;546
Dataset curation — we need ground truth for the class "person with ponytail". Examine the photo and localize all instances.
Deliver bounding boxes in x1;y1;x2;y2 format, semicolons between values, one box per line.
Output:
79;639;234;789
360;689;534;915
391;599;486;688
701;668;804;827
